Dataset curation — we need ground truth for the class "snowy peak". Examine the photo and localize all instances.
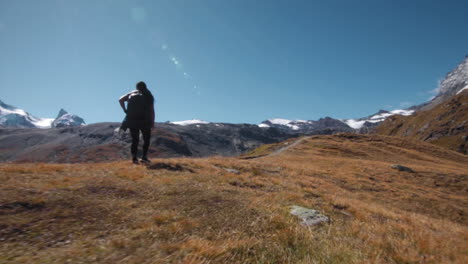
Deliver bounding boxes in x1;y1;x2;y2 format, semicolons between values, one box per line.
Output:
417;55;468;110
438;55;467;95
0;99;53;128
0;99;85;129
259;117;352;133
51;109;85;128
56;108;68;119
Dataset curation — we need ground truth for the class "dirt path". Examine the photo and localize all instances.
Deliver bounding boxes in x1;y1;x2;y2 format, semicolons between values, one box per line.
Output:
267;136;311;157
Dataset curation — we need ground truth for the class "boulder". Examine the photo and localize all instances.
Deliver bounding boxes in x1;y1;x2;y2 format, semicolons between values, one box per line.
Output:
290;205;329;226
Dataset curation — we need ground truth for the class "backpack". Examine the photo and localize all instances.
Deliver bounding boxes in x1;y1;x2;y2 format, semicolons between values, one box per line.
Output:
126;92;149;120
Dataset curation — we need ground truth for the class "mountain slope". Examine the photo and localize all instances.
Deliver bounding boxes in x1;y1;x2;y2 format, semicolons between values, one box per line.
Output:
413;55;467;111
375;90;468;153
1;134;466;263
0;100;53;128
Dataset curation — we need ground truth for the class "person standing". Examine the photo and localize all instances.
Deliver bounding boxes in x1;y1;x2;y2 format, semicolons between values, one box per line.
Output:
119;81;155;164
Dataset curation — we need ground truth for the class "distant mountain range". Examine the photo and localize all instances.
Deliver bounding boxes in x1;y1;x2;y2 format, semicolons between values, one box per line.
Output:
257;56;467;133
0;100;85;129
0;55;466;161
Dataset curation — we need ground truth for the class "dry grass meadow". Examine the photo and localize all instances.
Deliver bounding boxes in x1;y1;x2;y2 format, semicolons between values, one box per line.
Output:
1;134;467;263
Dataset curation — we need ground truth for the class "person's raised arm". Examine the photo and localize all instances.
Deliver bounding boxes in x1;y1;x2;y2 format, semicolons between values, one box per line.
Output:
119;94;130;114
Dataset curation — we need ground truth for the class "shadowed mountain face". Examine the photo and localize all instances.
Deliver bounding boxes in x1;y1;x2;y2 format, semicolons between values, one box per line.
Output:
0;122;294;162
376;91;468;154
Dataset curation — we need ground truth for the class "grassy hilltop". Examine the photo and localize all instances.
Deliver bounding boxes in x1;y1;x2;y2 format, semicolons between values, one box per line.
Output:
1;134;467;263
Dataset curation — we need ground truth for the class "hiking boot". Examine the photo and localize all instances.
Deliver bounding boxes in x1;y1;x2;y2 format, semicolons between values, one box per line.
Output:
132;157;139;164
140;157;151;163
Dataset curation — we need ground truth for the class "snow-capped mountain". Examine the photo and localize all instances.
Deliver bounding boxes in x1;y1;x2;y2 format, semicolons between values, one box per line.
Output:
51;109;86;128
259;117;354;134
416;55;468;110
342;109;414;129
170;119;209;126
258;109;415;132
0;100;85;129
259;56;467;133
0;100;54;128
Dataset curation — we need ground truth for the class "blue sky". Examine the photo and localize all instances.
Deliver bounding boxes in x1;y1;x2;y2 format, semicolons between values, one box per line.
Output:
0;0;467;124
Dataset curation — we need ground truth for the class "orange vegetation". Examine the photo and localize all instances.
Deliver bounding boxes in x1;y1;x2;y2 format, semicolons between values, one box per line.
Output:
1;134;467;263
376;90;468;154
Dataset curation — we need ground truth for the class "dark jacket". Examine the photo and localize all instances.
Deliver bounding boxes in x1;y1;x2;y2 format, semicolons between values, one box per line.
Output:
120;90;153;130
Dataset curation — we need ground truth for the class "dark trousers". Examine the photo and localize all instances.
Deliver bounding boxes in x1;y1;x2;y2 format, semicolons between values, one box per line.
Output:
130;127;151;158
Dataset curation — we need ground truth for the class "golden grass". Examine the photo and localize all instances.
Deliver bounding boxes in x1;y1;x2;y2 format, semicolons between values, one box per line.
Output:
0;134;467;263
375;91;468;154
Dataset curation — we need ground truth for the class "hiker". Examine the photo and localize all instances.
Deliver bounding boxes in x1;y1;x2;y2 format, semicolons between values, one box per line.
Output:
119;81;155;164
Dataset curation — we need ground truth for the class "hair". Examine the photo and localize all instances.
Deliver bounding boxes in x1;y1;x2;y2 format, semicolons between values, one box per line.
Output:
136;81;154;104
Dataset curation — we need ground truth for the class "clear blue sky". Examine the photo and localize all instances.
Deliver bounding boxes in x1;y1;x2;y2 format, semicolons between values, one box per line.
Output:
1;0;467;124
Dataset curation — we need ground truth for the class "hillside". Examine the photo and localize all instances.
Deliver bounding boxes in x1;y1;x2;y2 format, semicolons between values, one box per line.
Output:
376;90;468;154
0;123;292;162
1;134;466;263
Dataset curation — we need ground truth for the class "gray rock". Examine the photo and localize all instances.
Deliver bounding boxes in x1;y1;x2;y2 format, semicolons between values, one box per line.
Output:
225;168;241;174
213;165;241;174
290;206;329;226
391;164;415;173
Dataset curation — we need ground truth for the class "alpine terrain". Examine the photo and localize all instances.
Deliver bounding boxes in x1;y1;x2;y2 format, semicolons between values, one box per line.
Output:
376;56;468;154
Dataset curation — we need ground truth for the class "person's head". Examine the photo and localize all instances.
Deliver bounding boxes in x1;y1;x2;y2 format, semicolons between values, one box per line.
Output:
136;81;147;92
136;81;154;103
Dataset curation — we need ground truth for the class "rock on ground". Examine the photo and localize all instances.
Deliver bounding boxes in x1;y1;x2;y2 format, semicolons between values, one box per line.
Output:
290;205;329;226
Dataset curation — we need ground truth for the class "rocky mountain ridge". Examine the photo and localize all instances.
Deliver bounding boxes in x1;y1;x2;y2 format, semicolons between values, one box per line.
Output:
412;55;468;111
51;109;86;128
1;55;467;161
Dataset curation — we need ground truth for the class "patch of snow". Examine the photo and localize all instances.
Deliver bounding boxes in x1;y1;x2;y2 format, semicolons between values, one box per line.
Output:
31;118;54;128
268;118;293;125
171;119;209;126
0;103;54;128
343;119;367;129
265;118;309;130
0;105;27;116
456;84;468;95
389;109;414;116
343;109;415;129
